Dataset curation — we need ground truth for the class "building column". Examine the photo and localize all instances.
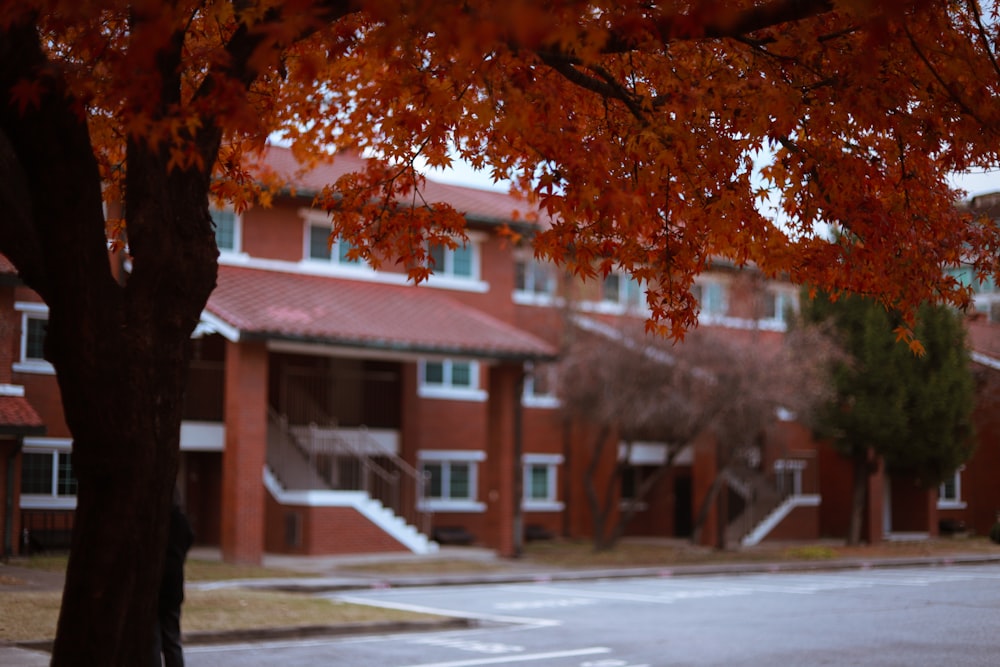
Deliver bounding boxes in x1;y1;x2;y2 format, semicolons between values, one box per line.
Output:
484;362;523;558
220;340;268;564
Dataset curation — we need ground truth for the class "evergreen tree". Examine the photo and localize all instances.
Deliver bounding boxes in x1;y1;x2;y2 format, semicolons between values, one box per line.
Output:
801;295;975;544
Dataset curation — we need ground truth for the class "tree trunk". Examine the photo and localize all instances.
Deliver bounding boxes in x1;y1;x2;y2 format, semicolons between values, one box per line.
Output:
846;451;869;546
691;471;726;546
583;425;611;550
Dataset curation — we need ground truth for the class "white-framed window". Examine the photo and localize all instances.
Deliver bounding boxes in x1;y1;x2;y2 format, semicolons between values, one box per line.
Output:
428;240;477;280
602;272;643;309
523;454;563;511
306;222;362;266
514;255;557;304
418;450;486;512
211;207;242;254
938;467;967;510
20;438;77;509
522;361;559;409
693;280;728;318
14;302;54;374
774;459;807;497
760;288;797;324
418;359;487;401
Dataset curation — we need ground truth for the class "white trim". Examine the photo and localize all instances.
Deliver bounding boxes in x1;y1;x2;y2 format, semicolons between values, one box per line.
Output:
195;311;241;342
418;449;487;462
0;384;25;397
263;467;439;554
180;421;226;452
971;351;1000;372
524;500;565;512
740;494;821;547
418;359;488;401
20;495;77;510
24;437;72;450
211;206;243;256
418;499;487;513
523;453;563;465
14;301;48;314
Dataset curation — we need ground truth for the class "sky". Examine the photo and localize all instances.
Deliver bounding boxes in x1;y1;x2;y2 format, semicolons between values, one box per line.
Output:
422;158;1000;202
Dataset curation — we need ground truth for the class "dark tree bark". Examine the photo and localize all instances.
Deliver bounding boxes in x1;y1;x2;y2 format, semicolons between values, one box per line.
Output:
0;16;219;666
846;451;870;546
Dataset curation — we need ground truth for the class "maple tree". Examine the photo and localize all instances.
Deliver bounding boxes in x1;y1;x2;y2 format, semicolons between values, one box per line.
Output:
2;0;1000;664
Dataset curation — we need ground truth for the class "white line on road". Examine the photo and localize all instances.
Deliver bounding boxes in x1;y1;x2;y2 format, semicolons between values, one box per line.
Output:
398;646;611;667
334;594;562;627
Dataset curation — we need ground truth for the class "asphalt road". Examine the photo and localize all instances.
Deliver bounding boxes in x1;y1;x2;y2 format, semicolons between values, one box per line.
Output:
186;564;1000;666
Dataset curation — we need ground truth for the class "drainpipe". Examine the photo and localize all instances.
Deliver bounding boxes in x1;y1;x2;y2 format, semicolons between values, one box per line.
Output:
512;368;525;559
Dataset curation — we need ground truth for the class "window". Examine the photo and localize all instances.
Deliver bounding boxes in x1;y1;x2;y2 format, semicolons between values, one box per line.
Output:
938;468;966;509
603;273;643;309
14;303;53;374
774;459;807;497
418;450;486;512
523;362;559;408
419;359;486;401
211;208;241;254
692;280;728;317
307;223;361;265
514;256;557;300
523;454;563;510
21;439;77;508
429;241;475;279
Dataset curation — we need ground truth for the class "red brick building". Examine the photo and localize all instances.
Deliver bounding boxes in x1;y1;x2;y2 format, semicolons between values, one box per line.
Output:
2;147;997;561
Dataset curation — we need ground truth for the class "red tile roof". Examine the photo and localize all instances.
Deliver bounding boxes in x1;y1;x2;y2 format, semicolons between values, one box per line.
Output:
0;396;45;434
0;253;16;275
258;146;539;226
207;265;556;360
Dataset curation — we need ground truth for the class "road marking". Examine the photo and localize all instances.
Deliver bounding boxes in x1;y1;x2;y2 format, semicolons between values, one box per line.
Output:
398;646;611;667
334;594;562;627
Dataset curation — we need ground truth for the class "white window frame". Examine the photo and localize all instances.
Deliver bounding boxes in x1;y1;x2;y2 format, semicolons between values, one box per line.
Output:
418;359;487;402
513;253;558;306
418;450;486;512
774;459;806;496
211;206;243;256
522;361;560;409
423;232;488;293
523;453;564;511
760;287;798;327
938;467;967;510
602;272;644;310
20;437;77;510
14;302;54;375
693;278;729;321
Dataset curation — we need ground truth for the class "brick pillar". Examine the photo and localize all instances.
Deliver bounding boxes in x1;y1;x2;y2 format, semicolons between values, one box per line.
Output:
692;433;719;548
485;363;521;558
220;340;268;564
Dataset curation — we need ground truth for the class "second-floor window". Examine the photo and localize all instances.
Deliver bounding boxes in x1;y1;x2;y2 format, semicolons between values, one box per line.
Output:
307;224;361;265
211;208;241;254
515;257;556;297
761;289;795;323
603;273;643;309
419;359;487;401
693;280;728;317
15;302;53;374
429;242;475;279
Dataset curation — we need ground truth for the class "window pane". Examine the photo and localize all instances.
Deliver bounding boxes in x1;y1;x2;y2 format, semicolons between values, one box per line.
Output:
429;244;445;272
529;465;549;500
449;463;471;499
423;463;443;498
337;237;360;264
22;452;53;494
531;263;551;294
57;453;77;496
625;278;642;306
450;362;471;387
452;245;472;277
212;209;236;251
25;317;46;360
424;362;444;385
515;261;527;291
941;474;958;501
603;275;620;302
309;225;332;260
761;292;778;319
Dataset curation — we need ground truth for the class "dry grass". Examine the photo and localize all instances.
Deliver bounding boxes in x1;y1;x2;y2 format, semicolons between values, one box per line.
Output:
0;589;443;642
10;554;303;582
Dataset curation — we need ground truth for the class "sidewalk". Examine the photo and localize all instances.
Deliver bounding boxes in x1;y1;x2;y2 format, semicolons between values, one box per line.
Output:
4;543;1000;666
